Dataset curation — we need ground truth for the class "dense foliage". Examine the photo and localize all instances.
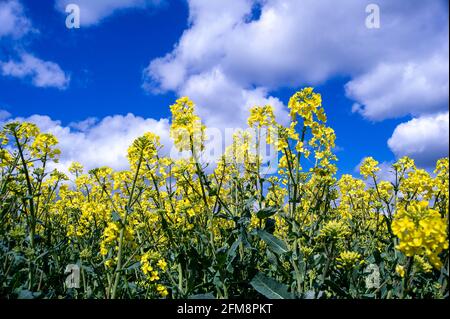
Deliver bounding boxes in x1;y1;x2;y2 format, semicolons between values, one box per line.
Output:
0;88;448;299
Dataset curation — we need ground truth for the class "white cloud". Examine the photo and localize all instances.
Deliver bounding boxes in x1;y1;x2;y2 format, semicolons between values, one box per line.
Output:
0;1;69;89
178;68;289;129
346;50;449;121
3;113;172;173
0;109;11;121
0;0;32;38
375;161;397;183
1;53;70;89
388;112;449;168
143;0;449;133
55;0;165;26
68;117;98;131
2;109;280;174
145;0;448;91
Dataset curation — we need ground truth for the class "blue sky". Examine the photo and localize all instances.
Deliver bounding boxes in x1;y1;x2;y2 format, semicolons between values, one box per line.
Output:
0;0;448;176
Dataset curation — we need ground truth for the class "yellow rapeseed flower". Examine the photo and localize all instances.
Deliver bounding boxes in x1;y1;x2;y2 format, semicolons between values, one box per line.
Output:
396;265;405;277
336;251;362;269
392;201;448;268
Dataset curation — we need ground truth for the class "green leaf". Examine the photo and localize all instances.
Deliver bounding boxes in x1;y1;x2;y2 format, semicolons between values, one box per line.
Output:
81;265;94;274
227;239;240;262
264;218;276;234
266;250;278;267
324;279;350;297
125;261;141;271
112;211;122;222
250;273;293;299
257;230;289;255
256;206;278;219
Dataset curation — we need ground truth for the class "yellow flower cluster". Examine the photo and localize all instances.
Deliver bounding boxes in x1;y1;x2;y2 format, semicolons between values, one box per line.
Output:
127;132;161;167
156;284;169;297
0;148;12;166
140;252;169;297
396;265;405;277
414;255;433;274
360;157;380;179
434;158;449;193
288;87;324;125
16;122;40;139
392;156;415;172
319;220;350;242
141;252;161;281
224;130;254;166
336;251;363;269
400;169;434;200
392;201;448;268
100;221;135;257
274;122;299;152
69;161;84;176
170;97;205;152
247;105;275;128
100;222;120;256
31;133;61;159
337;174;370;219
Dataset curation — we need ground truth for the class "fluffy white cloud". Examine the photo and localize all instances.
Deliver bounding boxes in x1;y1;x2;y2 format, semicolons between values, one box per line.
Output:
145;0;448;91
1;53;70;89
0;0;32;38
68;117;98;131
1;112;172;172
388;112;449;168
177;68;289;129
346;49;449;121
143;0;448;133
1;1;70;89
2;109;281;174
55;0;164;26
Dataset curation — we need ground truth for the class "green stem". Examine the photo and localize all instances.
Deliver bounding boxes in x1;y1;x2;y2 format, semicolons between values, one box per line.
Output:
110;153;143;299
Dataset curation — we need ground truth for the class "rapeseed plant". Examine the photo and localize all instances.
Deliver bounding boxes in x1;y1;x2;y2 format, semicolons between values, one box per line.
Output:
0;88;447;299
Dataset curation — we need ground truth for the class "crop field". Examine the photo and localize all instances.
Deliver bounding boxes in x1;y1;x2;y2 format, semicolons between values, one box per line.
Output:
0;88;448;299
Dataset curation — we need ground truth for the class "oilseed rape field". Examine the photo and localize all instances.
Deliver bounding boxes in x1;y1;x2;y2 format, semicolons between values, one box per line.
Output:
0;88;448;299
